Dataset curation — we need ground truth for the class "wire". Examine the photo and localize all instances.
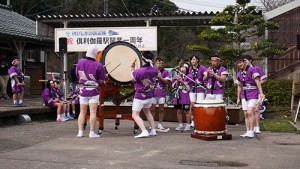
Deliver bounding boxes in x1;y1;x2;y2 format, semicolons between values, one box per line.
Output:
171;0;229;8
174;0;229;7
178;7;197;12
121;0;130;13
26;0;75;17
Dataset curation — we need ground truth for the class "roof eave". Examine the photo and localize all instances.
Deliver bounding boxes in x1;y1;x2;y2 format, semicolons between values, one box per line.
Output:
263;0;300;20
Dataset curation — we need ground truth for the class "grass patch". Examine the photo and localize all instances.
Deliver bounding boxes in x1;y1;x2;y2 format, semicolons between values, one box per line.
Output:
260;119;296;133
260;105;297;133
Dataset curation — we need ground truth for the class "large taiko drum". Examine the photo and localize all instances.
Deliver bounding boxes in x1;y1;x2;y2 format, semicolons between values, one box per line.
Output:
100;41;142;86
194;100;227;135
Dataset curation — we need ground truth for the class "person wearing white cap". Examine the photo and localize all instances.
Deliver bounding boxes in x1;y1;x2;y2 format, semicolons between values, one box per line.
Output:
76;45;106;138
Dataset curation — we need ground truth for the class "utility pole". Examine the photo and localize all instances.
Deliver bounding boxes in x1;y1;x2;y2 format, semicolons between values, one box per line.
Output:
104;0;109;14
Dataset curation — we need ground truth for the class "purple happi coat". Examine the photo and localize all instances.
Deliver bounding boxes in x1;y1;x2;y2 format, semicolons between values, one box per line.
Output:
41;88;56;107
172;75;191;105
235;66;260;100
53;87;64;101
71;87;80;104
132;65;158;100
253;65;267;81
188;65;206;93
204;66;228;94
8;65;24;94
153;68;171;98
76;58;106;97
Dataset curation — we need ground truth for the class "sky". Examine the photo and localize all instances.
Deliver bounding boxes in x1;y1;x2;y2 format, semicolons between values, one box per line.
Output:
170;0;259;12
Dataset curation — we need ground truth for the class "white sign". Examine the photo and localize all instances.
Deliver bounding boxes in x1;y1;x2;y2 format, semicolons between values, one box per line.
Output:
55;27;157;52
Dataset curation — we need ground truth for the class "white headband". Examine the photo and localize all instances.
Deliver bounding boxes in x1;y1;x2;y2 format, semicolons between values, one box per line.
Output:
183;63;189;68
142;55;153;66
211;57;220;60
12;59;18;65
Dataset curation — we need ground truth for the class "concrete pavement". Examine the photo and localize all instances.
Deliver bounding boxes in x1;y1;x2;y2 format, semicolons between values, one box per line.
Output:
0;119;299;169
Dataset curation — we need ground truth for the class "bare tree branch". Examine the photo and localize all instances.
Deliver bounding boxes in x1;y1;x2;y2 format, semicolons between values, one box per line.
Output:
258;0;295;12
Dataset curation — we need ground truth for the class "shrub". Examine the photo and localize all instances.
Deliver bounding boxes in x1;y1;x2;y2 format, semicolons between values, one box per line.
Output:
224;79;292;106
263;80;292;106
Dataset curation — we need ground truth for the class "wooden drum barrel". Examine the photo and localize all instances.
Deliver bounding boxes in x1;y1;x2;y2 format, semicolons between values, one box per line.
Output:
194;100;227;135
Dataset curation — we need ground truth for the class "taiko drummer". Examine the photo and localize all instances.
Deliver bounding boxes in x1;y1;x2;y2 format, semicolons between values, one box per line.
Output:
76;45;106;138
131;51;158;138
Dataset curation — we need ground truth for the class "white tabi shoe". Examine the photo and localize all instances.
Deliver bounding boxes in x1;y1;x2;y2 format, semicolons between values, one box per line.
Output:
149;129;157;136
240;132;248;137
183;124;191;131
77;130;84;138
134;130;149;138
255;127;261;134
175;124;184;131
244;131;255;138
157;123;165;130
89;131;100;138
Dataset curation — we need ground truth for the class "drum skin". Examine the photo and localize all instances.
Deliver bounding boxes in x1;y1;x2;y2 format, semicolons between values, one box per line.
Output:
194;104;226;133
99;41;142;86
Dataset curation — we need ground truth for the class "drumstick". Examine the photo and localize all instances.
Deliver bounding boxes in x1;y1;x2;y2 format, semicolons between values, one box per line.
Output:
131;59;137;68
108;63;121;74
104;62;111;67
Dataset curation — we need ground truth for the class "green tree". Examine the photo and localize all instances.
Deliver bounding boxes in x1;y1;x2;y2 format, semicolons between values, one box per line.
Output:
188;0;286;67
0;0;177;18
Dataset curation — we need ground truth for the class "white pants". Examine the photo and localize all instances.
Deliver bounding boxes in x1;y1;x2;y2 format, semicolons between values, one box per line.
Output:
152;97;165;105
79;95;99;105
189;93;205;103
242;99;258;111
205;94;223;100
132;98;152;112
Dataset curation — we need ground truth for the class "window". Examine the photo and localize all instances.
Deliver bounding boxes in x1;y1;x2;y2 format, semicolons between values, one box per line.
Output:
27;50;36;61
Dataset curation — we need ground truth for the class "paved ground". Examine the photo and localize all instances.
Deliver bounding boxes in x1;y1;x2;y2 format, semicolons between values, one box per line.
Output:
0;119;299;169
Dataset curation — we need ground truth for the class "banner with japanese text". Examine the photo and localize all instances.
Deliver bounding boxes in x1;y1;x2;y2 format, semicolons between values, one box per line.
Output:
55;27;157;52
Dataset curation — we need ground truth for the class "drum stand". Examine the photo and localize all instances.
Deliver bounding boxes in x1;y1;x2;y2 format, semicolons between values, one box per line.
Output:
84;81;139;134
191;132;232;141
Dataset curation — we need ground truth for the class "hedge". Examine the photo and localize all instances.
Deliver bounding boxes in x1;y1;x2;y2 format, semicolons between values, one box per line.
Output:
225;79;292;106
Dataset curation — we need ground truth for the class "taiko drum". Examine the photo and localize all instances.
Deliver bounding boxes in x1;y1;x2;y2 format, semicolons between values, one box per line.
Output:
194;100;227;135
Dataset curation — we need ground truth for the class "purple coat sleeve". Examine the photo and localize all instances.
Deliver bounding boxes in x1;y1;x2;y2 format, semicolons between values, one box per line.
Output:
41;88;51;103
97;63;106;83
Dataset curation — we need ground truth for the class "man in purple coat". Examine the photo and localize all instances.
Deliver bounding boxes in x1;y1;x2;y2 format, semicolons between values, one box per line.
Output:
76;45;106;138
244;54;267;134
131;51;158;138
188;55;206;128
8;58;25;107
235;54;264;138
151;58;171;130
203;54;228;100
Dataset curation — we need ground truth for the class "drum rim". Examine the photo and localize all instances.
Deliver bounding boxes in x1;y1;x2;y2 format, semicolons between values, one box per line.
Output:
100;41;142;86
194;104;226;107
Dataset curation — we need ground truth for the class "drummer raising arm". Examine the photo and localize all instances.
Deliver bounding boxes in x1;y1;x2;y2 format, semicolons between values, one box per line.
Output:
131;51;158;138
203;54;228;100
